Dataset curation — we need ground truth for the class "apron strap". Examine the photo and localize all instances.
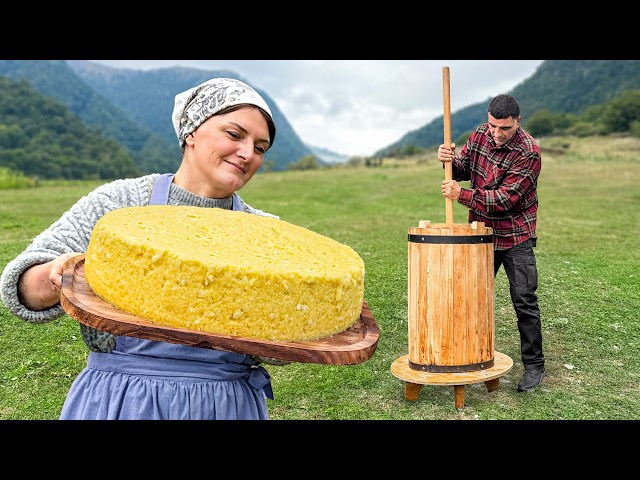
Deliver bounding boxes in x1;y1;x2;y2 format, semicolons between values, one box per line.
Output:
149;173;175;205
150;173;243;212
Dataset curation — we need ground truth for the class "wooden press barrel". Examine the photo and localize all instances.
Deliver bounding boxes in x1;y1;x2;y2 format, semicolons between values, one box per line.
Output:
407;220;494;373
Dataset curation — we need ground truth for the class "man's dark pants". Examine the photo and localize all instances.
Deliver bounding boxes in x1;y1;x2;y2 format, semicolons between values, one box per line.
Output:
494;239;545;369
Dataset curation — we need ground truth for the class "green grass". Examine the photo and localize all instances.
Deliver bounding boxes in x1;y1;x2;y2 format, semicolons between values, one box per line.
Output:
1;135;639;420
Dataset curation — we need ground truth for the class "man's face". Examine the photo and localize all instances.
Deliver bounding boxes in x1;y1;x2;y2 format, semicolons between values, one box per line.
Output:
487;113;520;146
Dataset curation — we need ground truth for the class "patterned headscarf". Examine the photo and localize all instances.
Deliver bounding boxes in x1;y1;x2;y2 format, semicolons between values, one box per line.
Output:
172;77;274;149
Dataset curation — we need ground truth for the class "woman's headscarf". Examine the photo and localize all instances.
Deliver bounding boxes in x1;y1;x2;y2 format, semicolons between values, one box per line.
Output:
172;77;274;149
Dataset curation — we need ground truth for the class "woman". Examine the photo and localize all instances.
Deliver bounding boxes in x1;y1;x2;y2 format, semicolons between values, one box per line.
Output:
1;77;279;419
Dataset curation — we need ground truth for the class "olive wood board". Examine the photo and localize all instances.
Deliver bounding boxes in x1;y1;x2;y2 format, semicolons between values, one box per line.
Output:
60;255;379;365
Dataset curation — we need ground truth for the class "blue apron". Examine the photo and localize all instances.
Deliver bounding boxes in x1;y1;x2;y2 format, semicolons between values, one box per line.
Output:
60;174;272;420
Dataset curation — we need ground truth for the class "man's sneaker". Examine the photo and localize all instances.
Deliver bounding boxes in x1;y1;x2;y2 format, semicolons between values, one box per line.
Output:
517;367;545;392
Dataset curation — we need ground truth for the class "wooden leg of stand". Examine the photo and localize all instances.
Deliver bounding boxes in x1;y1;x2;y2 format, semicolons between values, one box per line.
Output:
454;385;465;409
485;378;499;392
405;382;423;401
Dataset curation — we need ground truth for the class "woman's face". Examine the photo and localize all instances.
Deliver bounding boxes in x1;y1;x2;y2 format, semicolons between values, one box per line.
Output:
184;106;271;198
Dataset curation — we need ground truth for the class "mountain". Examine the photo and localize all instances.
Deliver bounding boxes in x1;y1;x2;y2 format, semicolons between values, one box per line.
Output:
0;60;181;174
0;76;139;179
375;60;640;157
0;59;315;174
1;59;638;180
65;60;315;172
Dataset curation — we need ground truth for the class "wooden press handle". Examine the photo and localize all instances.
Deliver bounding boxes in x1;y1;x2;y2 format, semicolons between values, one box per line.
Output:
443;66;454;224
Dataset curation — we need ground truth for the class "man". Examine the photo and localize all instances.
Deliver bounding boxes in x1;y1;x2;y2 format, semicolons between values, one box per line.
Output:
438;94;545;392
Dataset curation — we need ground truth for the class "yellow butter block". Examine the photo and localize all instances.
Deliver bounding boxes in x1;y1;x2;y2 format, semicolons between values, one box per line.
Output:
84;206;365;341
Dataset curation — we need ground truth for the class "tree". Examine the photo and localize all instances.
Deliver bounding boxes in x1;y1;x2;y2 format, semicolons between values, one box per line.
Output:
289;155;321;171
600;90;640;133
261;160;275;173
525;109;555;137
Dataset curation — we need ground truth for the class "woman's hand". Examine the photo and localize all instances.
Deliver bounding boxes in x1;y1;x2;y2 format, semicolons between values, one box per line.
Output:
18;252;81;311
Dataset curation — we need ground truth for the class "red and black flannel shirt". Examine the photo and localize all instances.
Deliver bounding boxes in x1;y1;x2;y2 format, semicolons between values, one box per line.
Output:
452;123;541;251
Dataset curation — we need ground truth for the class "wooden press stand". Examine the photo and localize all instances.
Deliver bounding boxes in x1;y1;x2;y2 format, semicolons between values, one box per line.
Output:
391;66;513;409
391;352;512;409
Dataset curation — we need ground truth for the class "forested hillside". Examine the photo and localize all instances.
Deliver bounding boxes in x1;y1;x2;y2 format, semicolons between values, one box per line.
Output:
0;60;180;174
0;77;139;179
375;60;640;157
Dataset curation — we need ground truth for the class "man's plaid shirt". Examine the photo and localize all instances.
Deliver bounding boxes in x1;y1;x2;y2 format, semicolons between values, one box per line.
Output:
452;123;541;251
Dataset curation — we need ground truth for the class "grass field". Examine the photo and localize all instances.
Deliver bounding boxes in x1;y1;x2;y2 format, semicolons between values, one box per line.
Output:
1;135;639;421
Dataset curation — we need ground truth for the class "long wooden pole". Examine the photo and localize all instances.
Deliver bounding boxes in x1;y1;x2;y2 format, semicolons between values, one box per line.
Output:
442;66;454;224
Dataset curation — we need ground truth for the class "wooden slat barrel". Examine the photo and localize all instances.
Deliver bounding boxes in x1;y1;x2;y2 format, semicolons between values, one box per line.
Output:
407;220;494;373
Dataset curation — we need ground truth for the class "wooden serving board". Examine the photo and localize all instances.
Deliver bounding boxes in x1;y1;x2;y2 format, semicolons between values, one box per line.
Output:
60;255;379;365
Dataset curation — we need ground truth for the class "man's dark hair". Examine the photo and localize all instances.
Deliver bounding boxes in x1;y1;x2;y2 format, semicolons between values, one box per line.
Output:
488;94;520;119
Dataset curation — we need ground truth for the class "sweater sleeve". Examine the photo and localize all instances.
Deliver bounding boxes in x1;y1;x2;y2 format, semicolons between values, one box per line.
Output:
0;175;155;324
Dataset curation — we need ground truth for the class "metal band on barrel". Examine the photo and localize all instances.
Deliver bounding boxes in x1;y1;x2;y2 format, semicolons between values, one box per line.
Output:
408;358;495;373
408;234;493;244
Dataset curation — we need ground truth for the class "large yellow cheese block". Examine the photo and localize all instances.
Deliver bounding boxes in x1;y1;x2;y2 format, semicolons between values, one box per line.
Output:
84;205;365;341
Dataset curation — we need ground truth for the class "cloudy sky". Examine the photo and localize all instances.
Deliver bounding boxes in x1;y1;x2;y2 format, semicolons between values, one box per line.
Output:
90;60;544;157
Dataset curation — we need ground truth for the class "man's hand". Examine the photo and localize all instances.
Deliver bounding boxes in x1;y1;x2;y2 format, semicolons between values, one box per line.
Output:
441;179;461;200
438;143;456;163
